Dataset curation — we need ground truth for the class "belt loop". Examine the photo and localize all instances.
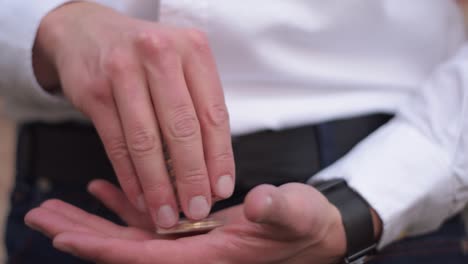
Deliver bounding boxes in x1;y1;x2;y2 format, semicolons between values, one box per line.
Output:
314;123;336;168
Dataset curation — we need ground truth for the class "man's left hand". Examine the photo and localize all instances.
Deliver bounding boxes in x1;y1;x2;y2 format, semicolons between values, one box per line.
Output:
25;179;347;264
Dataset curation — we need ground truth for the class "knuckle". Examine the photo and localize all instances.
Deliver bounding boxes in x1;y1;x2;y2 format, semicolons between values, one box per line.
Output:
185;28;210;52
144;183;165;195
128;128;159;156
106;137;130;161
211;150;234;163
200;103;230;128
168;106;200;140
89;83;113;106
144;182;167;195
142;183;172;207
77;76;112;108
103;48;133;76
136;30;172;57
178;168;207;185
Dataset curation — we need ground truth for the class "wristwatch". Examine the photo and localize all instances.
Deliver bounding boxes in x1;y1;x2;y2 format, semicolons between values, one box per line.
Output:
312;179;377;264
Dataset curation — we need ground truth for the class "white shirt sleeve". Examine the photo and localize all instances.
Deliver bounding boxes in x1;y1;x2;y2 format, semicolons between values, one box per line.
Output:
0;0;158;121
0;0;76;106
310;45;468;248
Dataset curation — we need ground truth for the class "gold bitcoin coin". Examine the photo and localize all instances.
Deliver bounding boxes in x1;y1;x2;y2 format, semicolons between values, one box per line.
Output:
156;218;224;235
159;143;223;235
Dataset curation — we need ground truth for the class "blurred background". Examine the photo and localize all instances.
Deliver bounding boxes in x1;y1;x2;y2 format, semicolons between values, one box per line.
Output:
2;2;468;263
0;98;14;263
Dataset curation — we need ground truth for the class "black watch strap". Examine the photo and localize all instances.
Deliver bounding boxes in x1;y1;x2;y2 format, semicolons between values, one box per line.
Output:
312;179;377;264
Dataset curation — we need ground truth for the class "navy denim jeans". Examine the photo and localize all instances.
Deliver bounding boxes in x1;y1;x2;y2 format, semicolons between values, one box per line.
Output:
6;183;105;263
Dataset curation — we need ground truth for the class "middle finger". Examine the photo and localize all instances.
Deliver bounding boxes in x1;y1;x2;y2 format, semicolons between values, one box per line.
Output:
138;33;212;221
107;50;179;229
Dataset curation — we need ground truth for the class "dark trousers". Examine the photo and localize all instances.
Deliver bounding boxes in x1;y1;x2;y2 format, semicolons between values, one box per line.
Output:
5;117;468;263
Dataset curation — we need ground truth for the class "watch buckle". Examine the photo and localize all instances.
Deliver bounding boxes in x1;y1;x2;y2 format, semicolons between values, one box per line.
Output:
344;244;376;264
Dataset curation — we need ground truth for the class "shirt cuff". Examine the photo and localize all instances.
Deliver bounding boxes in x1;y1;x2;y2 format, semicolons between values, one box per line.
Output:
0;0;79;105
309;119;456;248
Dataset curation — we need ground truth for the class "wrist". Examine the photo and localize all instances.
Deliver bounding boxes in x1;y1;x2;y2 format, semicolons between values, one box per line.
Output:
33;4;67;90
33;1;95;91
313;179;379;263
321;206;382;264
318;203;348;263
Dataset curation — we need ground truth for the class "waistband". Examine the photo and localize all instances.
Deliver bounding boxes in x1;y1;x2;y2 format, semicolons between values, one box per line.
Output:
15;114;392;191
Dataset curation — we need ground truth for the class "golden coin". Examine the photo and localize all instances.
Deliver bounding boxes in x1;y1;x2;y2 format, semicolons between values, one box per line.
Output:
160;142;223;235
156;218;224;235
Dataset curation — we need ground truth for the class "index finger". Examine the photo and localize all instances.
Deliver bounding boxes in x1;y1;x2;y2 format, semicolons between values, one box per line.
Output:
137;33;212;221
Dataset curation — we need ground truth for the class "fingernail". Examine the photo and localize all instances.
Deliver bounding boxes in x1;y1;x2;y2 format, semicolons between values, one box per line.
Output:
136;195;147;213
216;175;234;198
87;182;96;194
256;195;273;223
156;205;177;228
25;221;40;233
189;196;209;220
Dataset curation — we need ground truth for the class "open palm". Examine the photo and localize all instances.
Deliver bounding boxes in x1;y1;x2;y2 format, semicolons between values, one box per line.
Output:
25;180;345;264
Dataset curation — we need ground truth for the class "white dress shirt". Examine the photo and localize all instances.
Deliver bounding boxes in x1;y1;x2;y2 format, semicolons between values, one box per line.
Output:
1;0;467;248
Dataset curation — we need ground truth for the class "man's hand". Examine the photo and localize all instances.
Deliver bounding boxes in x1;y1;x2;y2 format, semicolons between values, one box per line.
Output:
33;2;235;228
25;180;347;264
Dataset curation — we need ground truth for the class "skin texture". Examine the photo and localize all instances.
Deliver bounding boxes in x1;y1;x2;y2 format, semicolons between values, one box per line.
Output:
33;1;236;228
25;180;348;264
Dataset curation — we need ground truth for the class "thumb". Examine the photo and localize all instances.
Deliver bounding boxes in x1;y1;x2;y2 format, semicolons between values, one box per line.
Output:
244;183;333;239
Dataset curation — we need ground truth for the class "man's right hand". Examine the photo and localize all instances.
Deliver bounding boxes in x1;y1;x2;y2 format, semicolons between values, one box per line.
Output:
33;1;235;229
